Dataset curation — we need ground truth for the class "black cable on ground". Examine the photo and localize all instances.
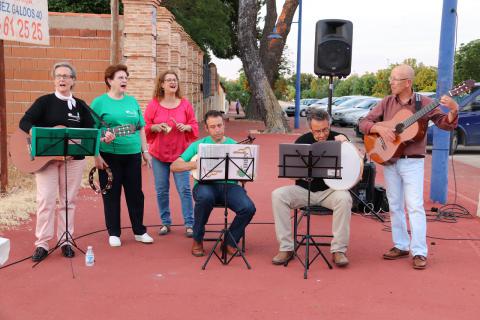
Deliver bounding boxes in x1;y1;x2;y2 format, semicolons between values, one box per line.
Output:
1;194;477;270
0;221;277;271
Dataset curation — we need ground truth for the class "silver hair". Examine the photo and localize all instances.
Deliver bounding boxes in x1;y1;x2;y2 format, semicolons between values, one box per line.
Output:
52;61;77;79
306;109;331;127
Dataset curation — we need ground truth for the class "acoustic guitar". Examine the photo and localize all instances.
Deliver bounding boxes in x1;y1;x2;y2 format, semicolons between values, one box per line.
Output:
8;124;136;174
364;80;474;165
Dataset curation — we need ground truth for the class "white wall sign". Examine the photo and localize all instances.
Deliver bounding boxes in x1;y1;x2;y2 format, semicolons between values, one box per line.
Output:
0;0;49;45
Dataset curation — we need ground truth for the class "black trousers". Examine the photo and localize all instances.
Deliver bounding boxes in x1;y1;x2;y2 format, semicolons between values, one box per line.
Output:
99;152;147;237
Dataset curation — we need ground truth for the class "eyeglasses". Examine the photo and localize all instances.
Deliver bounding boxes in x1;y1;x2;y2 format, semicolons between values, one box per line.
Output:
55;74;73;80
388;77;409;82
164;78;178;83
312;128;330;135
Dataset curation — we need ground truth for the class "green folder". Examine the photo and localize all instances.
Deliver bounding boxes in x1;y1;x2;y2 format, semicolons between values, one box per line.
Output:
31;127;101;157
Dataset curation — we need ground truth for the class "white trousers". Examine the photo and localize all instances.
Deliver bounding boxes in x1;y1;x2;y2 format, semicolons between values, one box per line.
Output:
383;158;427;257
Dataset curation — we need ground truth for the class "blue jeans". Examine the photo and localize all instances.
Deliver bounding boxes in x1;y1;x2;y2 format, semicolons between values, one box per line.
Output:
192;183;256;246
152;157;194;227
383;158;427;257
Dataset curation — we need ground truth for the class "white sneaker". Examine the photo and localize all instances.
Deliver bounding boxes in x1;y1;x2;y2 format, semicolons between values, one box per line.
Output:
109;236;121;247
134;233;154;244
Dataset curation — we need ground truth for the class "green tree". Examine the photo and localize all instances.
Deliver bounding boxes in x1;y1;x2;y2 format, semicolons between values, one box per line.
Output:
454;39;480;83
334;75;359;96
286;85;296;101
415;66;437;92
353;73;377;96
48;0;118;14
308;77;329;98
222;72;251;107
162;0;238;59
288;73;315;93
273;78;290;101
372;68;392;97
402;58;418;70
48;0;238;60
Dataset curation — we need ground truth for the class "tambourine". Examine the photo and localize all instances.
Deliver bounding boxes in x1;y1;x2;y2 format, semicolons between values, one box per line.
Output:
88;167;113;195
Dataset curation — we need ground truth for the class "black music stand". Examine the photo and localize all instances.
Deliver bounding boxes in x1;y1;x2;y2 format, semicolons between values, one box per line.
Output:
278;142;341;279
30;127;100;267
196;144;256;270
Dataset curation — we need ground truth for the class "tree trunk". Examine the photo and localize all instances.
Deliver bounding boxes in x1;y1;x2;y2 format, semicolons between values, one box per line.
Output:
238;0;290;133
244;96;266;121
244;0;298;122
260;0;298;85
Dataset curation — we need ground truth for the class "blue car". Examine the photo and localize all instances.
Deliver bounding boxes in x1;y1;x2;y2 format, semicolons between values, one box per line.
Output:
427;83;480;153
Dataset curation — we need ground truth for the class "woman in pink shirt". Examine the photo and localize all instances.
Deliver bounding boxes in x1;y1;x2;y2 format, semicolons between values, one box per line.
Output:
144;70;199;237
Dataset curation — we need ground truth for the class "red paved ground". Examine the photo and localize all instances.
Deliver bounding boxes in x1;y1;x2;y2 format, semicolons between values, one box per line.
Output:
1;115;479;320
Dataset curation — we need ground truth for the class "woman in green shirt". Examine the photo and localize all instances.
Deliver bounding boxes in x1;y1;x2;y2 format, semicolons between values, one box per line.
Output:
92;64;153;247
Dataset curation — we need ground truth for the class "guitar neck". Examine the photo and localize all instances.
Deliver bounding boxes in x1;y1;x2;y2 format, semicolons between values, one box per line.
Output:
401;99;440;129
400;91;453;130
102;125;135;138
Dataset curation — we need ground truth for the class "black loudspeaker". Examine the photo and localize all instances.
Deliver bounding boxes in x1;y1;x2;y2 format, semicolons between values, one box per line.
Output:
373;185;389;213
314;19;353;77
351;161;376;213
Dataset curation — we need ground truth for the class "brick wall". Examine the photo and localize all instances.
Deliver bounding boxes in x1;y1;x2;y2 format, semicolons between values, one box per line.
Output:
4;12;113;134
156;6;205;121
4;5;213;136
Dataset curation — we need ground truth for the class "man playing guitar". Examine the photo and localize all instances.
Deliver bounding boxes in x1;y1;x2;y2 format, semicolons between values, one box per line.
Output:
359;64;459;269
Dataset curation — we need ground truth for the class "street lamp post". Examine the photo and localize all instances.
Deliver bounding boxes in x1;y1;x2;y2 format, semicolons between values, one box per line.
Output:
294;0;302;129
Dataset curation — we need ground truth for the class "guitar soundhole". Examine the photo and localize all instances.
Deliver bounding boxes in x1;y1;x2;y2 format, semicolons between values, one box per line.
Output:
379;137;386;150
395;123;405;134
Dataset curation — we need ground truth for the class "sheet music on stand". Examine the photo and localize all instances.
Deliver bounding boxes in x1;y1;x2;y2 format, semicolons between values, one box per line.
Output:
31;127;101;157
278;141;342;179
196;143;259;181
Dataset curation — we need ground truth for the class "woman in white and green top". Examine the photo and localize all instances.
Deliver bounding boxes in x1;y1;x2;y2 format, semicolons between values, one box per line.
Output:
92;64;153;247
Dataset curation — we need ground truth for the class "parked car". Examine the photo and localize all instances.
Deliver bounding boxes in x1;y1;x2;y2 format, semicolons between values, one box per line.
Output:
308;95;367;114
332;97;379;125
285;98;325;117
335;98;381;126
427;84;480;152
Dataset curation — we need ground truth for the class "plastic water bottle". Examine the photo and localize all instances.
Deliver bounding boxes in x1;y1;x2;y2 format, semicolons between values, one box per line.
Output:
85;246;95;267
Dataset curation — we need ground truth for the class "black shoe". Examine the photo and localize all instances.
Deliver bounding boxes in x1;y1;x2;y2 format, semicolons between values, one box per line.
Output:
61;245;75;258
32;247;48;262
